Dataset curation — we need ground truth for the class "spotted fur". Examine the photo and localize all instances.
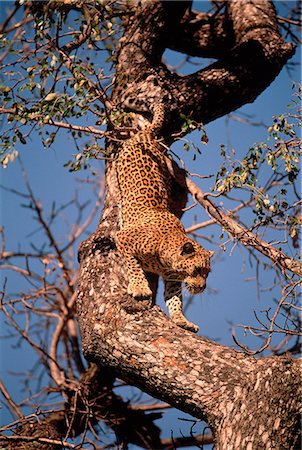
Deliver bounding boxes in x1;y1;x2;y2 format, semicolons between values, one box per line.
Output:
116;103;213;333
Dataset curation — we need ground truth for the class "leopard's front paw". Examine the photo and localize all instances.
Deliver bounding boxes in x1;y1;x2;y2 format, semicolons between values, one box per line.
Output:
175;318;199;334
170;313;199;333
128;280;152;299
166;297;199;333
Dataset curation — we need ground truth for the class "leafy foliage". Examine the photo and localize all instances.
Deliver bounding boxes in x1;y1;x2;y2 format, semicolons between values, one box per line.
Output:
0;1;122;169
214;86;301;231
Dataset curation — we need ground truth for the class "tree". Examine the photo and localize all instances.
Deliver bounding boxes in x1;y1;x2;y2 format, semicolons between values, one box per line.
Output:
0;1;301;449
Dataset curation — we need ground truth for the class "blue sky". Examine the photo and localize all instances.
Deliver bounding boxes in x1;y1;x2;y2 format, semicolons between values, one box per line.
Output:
0;1;301;447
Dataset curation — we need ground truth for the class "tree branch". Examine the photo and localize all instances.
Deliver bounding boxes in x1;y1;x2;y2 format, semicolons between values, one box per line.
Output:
114;0;295;139
163;4;234;58
160;432;214;449
0;108;107;138
77;228;301;449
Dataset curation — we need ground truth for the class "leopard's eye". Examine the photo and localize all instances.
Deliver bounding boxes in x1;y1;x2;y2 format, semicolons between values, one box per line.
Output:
182;242;195;255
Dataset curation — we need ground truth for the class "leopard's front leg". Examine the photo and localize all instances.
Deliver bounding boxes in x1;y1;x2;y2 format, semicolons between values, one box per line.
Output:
164;281;199;333
116;229;152;299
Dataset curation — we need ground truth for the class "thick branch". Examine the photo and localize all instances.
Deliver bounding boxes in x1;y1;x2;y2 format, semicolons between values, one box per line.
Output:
115;0;295;138
163;5;234;58
169;0;295;130
75;1;301;448
77;232;301;450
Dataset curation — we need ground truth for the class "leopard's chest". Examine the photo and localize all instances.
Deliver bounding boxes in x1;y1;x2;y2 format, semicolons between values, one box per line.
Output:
137;252;177;278
138;253;185;281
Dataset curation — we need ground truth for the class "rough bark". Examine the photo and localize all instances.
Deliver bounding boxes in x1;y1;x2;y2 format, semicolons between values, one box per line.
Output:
76;1;301;448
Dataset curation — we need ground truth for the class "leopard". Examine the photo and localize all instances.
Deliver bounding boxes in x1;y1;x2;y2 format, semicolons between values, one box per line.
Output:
115;102;213;333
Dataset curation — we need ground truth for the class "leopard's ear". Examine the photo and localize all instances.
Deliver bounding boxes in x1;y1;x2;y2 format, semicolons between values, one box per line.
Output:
208;250;214;258
181;242;195;255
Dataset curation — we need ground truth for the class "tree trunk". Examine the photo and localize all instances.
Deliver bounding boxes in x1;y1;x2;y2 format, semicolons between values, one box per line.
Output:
77;1;301;448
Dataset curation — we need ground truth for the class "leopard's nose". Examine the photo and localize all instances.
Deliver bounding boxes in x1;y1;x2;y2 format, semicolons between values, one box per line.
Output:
197;277;206;292
189;278;206;294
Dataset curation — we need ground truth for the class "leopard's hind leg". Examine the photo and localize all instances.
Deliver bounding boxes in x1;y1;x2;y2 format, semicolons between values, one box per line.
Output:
164;281;199;333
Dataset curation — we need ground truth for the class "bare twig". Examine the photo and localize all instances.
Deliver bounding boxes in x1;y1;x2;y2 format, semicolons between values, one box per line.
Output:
0;434;78;449
18;158;74;294
233;281;301;354
0;380;23;420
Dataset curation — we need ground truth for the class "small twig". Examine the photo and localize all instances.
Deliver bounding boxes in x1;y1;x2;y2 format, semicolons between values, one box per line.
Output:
0;298;63;373
1;251;57;260
131;402;171;411
66;318;86;374
63;178;105;253
0;28;24;64
49;314;68;387
0;3;21;34
186;196;253;233
0;379;23;419
0;107;107;137
18;158;74;295
233;281;301;354
0;434;79;449
43;117;107;137
186;218;216;233
182;194;198;212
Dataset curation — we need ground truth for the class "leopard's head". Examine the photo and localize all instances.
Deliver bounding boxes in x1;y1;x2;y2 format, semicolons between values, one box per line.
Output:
161;238;213;293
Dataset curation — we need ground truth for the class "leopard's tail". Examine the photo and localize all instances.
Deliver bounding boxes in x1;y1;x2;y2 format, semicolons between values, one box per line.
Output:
148;101;164;135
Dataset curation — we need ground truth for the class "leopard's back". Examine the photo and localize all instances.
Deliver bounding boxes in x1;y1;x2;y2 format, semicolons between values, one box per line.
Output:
117;106;172;228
